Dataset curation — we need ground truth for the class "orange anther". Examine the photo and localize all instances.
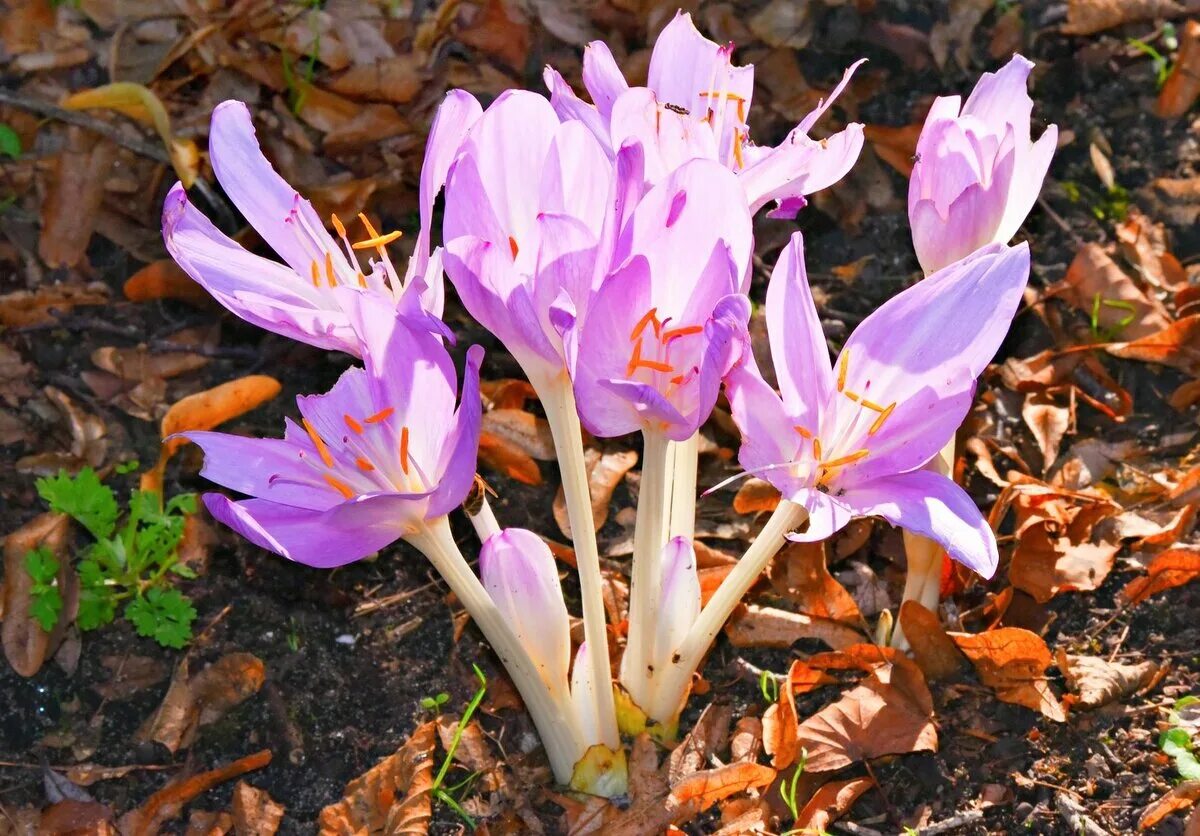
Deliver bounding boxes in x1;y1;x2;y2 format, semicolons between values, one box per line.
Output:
793;425;813;439
670;374;687;385
399;426;410;475
630;308;662;341
310;260;321;288
356;272;368;288
355;457;375;472
634;359;675;373
837;349;850;392
364;408;394;424
331;213;347;238
344;414;364;434
844;390;862;403
861;398;889;413
323;473;355;499
868;403;896;436
358;213;381;238
625;340;643;377
663;325;703;342
508;236;519;259
821;449;870;469
325;251;337;287
813;438;823;461
352;230;404;250
302;418;334;468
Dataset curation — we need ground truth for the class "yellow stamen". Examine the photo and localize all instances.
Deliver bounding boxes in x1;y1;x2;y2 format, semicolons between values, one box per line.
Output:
699;90;748;104
325;251;337;287
344;414;364;434
844;390;861;403
352;230;404;250
625;340;643;377
358;213;381;239
860;397;889;413
310;260;321;288
364;408;394;424
838;349;849;392
355;457;375;472
821;449;870;469
663;325;703;342
331;213;347;238
868;403;896;435
813;438;823;460
302;418;334;468
400;426;410;475
323;473;355;499
733;134;744;169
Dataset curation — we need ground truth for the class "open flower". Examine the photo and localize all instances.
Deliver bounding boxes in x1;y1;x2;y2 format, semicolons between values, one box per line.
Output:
726;233;1031;578
543;11;865;218
909;55;1058;275
182;290;482;567
163;94;480;354
570;158;753;441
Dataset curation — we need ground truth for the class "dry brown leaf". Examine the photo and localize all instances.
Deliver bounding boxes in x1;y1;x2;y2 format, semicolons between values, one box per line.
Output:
1139;780;1200;829
1056;651;1159;710
1063;0;1190;35
3;512;72;677
92;328;213;382
0;283;111;328
793;777;874;834
1022;391;1071;472
318;722;435;835
327;56;425;103
748;0;813;48
456;0;531;71
436;716;504;792
1141;175;1200;227
1117;209;1189;290
769;541;861;624
863;123;922;176
40;800;116;835
120;750;272;836
669;762;777;815
554;448;638;537
39;128;118;268
64;763;147;787
732;478;780;514
729;717;763;764
1160;21;1200;117
763;678;800;770
186;809;235;835
231;782;284;835
124;260;214;307
725;604;863;650
482;409;556;460
478;431;542;486
898;601;967;682
951;628;1066;721
1107;315;1200;374
786;658;837;696
667;702;733;785
930;0;994;69
481;378;537;410
1054;243;1171;340
1010;520;1118;603
138;654;266;753
795;656;937;772
1121;548;1200;604
93;655;169;701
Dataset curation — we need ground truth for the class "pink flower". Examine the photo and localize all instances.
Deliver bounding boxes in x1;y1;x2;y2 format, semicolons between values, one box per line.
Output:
909;55;1058;274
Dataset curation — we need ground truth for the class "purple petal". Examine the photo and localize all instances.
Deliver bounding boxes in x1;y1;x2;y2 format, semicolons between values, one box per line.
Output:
997;123;1058;244
608;87;720;186
582;40;628;119
646;11;754;130
724;361;805;498
840;469;998;578
782;488;854;543
183;431;337;511
426;344;484;518
593;378;690;436
544;65;611;153
539;121;611;233
653;537;700;666
961;54;1035;143
739;124;865;216
795;59;866;135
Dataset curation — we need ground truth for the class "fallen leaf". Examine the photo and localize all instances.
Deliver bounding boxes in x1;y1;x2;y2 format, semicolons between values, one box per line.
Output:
1107;315;1200;374
39;128;118;268
1121;548;1200;605
436;715;504;792
669;762;777;815
119;750;272;836
1141;175;1200;227
231;782;285;835
863;123;922;177
554;448;638;537
667;702;733;784
326;55;425;104
0;283;111;328
898;601;967;682
456;0;531;72
748;0;814;49
1056;651;1159;710
762;679;799;770
63;763;150;787
795;656;937;772
951;628;1066;721
769;541;862;624
318;722;435;835
482;409;556;460
1022;391;1071;472
930;0;994;69
1139;780;1200;829
480;378;537;410
39;800;115;835
793;777;874;834
92;331;212;382
1116;209;1189;290
732;478;780;514
1054;243;1171;340
478;430;542;485
1009;519;1118;603
1063;0;1191;35
138;653;266;753
3;512;72;677
725;605;863;650
93;655;169;700
989;4;1025;58
729;717;763;764
186;809;234;835
124;260;214;308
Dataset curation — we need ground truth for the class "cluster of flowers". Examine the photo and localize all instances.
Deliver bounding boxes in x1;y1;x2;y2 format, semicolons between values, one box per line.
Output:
163;13;1055;796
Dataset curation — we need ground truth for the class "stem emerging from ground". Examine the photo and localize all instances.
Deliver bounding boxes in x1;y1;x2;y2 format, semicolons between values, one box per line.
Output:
538;377;620;750
891;440;956;650
407;517;585;785
644;500;808;725
621;427;675;713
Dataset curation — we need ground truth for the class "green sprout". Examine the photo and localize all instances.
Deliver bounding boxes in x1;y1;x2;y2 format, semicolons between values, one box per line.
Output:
1160;696;1200;780
759;669;780;705
1090;294;1138;341
780;749;808;822
420;692;451;712
431;665;488;828
1127;37;1172;89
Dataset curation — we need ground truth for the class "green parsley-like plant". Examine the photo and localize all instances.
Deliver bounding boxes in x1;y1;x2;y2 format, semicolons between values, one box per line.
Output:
29;467;199;648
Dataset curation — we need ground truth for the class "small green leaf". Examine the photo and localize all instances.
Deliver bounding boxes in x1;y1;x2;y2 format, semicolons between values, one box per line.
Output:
77;589;117;631
36;468;119;540
25;547;59;585
125;588;196;649
115;459;140;474
30;588;63;632
0;124;20;159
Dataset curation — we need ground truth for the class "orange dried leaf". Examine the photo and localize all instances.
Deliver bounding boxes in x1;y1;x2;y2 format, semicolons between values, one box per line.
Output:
160;376;282;459
1062;0;1190;35
898;601;967;682
478;430;542;486
950;628;1066;721
1121;548;1200;605
1054;243;1171;340
725;604;863;650
0;283;110;328
120;750;272;835
732;478;780;514
3;512;71;677
231;782;285;835
771;541;862;624
1159;20;1200;117
670;762;776;813
1107;315;1200;374
555;448;639;537
1139;781;1200;829
793;777;874;834
124;260;214;307
318;722;435;834
762;678;800;770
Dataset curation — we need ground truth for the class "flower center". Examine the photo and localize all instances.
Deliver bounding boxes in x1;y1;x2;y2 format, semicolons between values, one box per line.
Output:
296;408;426;502
625;307;704;389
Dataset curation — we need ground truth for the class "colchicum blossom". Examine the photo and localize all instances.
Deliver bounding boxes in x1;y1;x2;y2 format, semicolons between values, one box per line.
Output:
182;290;481;566
544;10;865;218
728;233;1030;574
909;55;1058;275
163;94;480;354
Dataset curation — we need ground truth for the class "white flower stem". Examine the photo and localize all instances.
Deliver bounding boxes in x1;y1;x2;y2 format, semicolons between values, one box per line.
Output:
466;494;501;544
667;433;699;541
891;439;956;650
643;500;808;724
622;427;674;712
538;378;620;750
407;516;584;785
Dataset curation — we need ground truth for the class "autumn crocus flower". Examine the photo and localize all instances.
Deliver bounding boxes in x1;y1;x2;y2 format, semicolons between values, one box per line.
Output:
544;11;865;218
638;233;1031;727
909;55;1058;275
163;94;480;354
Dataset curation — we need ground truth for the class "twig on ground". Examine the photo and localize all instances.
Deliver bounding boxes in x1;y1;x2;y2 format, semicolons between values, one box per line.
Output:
920;809;986;834
1055;792;1110;836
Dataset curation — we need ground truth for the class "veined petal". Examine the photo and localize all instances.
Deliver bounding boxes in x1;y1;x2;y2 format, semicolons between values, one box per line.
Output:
544;65;611;154
689;292;750;438
996;123;1058;245
651;537;700;669
209;101;353;280
766;233;834;428
608;87;720;186
540;121;611;233
739;124;865;216
840;469;998;578
582;40;629;120
961;54;1035;144
829;243;1031;483
783;488;854;544
479;529;571;692
203;493;420;568
426;344;484;518
182;431;337;511
646;11;754;126
595;378;690;437
724;361;806;499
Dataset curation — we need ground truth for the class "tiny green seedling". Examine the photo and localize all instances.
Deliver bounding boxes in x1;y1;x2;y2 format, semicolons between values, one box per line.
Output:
1160;696;1200;780
420;691;451;712
1127;37;1173;89
28;467;198;648
780;748;808;822
1090;294;1138;341
431;665;488;828
759;669;780;705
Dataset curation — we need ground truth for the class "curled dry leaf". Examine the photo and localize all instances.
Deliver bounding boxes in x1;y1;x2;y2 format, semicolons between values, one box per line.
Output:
326;55;425;104
950;628;1066;721
793;777;875;834
478;430;542;486
1062;0;1191;35
482;409;556;460
231;782;285;836
1022;391;1071;473
1053;243;1171;340
667;702;733;785
729;716;763;764
92;328;213;382
39;800;115;835
731;478;780;514
39;128;118;268
1056;650;1159;710
2;512;71;677
795;654;937;772
669;762;777;816
1116;209;1189;290
554;448;639;538
863;123;923;177
436;715;505;793
1107;315;1200;375
0;283;111;328
318;722;435;835
124;260;214;307
137;653;266;754
456;0;531;72
1139;780;1200;830
762;673;800;770
1159;21;1200;118
769;541;862;625
119;750;272;836
898;601;967;682
724;604;863;650
1010;517;1118;603
1121;548;1200;605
